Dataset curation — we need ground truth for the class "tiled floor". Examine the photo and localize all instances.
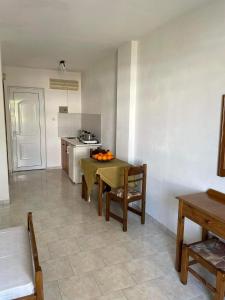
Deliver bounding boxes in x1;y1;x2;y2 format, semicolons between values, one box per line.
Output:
0;169;212;300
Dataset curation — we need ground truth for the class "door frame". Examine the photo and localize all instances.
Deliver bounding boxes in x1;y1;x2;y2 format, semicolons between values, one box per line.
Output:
8;86;47;171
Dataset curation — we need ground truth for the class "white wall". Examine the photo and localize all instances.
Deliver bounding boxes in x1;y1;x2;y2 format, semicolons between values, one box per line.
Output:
3;66;81;169
82;52;117;152
116;41;138;162
116;43;132;160
0;48;9;203
134;0;225;241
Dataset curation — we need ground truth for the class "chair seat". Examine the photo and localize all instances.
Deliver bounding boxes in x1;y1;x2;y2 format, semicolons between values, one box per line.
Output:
111;187;142;199
190;238;225;272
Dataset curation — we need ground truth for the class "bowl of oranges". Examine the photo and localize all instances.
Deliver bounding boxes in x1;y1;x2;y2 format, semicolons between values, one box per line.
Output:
92;148;114;162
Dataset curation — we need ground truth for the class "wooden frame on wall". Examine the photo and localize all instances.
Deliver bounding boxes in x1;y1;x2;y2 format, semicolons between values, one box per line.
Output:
218;95;225;177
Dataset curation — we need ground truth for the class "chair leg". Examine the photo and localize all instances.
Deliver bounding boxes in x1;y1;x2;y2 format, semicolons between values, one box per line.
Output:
180;245;189;285
106;193;110;221
123;199;128;232
141;198;145;224
214;271;225;300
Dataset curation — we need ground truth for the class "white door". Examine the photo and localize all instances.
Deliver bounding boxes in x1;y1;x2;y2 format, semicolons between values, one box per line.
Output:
9;87;46;171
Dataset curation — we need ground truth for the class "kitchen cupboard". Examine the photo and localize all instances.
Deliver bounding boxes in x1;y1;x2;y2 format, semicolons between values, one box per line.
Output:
61;139;69;173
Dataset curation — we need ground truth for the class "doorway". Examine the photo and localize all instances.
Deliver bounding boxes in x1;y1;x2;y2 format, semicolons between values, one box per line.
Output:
8;87;46;171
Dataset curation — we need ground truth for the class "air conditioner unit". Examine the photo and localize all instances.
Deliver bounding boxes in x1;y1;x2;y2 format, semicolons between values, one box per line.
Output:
49;78;79;91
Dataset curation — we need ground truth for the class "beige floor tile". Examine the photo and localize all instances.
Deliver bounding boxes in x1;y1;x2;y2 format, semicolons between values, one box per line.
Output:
150;232;175;250
150;248;176;274
69;249;106;274
93;264;135;295
37;243;51;262
48;237;81;257
95;228;134;245
42;256;75;282
98;244;133;265
124;255;164;283
5;170;211;300
152;274;209;300
77;233;109;251
50;207;76;218
44;280;62;300
93;290;127;300
57;224;79;239
32;210;51;222
36;228;60;244
59;274;101;300
57;220;107;240
122;280;170;300
122;239;156;258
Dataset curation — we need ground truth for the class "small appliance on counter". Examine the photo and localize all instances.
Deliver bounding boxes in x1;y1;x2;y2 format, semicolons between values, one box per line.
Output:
79;130;99;144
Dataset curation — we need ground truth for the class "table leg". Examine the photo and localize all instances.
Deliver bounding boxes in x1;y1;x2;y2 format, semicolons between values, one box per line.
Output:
98;175;104;216
176;200;185;272
82;175;88;201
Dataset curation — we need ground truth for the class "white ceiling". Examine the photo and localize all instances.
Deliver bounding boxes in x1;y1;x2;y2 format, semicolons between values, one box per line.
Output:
0;0;209;71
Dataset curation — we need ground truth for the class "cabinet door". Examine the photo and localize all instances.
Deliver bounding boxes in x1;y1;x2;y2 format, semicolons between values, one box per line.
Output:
74;147;90;183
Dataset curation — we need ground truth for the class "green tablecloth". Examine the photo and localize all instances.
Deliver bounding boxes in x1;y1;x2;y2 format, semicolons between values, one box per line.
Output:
80;158;130;196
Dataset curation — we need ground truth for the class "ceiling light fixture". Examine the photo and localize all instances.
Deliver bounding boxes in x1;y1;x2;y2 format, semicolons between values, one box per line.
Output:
59;60;66;72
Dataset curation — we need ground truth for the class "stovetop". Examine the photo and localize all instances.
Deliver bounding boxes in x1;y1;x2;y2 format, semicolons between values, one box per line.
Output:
79;138;99;144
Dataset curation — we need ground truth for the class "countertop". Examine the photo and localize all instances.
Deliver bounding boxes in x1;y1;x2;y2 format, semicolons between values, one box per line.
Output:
62;137;102;147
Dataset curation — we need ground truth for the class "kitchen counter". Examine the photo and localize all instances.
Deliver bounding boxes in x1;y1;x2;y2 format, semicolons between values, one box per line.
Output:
61;137;101;147
61;137;101;183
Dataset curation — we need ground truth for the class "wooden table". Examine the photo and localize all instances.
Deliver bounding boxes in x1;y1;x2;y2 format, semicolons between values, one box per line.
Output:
176;189;225;272
81;158;130;216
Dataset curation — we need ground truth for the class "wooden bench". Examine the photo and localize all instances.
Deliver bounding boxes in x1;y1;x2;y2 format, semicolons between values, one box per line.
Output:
0;212;43;300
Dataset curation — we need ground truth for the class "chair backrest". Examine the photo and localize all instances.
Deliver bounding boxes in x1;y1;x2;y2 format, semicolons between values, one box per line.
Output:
123;164;147;200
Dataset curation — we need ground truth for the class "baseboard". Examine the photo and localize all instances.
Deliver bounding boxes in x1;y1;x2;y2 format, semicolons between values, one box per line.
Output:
132;203;176;239
147;214;176;239
46;166;62;170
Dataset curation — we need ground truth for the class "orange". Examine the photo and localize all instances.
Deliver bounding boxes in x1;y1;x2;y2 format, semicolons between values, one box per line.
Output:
107;151;113;156
98;156;102;160
102;155;108;160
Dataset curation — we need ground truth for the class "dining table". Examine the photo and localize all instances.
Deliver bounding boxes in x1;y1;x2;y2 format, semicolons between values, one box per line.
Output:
80;158;130;216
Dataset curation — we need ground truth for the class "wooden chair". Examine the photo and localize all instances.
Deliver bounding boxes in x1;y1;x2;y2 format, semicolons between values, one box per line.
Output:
181;238;225;300
105;164;147;232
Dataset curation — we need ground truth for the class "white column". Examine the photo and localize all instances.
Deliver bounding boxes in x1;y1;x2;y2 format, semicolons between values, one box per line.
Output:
0;46;9;204
116;40;138;162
